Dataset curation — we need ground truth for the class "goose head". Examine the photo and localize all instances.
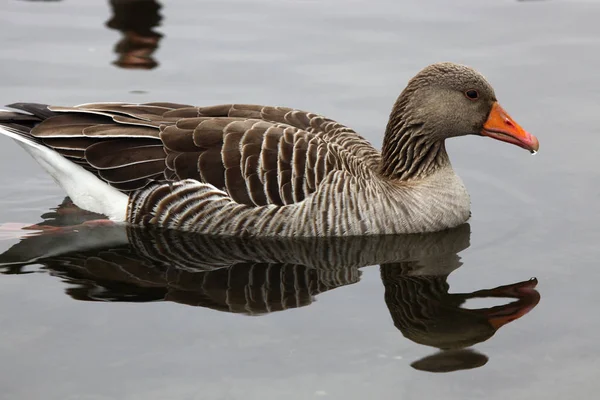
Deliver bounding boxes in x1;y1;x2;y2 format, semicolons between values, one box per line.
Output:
382;62;539;179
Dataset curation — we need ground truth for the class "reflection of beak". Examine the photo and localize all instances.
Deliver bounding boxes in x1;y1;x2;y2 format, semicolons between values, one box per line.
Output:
486;298;539;330
469;278;541;330
482;102;539;153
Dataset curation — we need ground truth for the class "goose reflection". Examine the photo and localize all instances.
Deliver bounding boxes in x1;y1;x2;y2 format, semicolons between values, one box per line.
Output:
0;199;540;373
19;0;163;69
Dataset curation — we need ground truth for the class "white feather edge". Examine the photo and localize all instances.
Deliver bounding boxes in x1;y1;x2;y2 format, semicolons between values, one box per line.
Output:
0;125;128;221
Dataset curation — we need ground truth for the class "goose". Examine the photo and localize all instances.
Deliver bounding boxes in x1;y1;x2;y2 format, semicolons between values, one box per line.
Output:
0;62;539;236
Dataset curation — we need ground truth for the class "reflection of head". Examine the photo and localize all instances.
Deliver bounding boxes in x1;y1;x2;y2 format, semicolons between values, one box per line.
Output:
382;268;496;350
105;0;163;69
381;265;539;372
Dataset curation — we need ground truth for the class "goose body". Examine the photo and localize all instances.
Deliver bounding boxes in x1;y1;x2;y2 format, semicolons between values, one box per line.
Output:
0;63;538;237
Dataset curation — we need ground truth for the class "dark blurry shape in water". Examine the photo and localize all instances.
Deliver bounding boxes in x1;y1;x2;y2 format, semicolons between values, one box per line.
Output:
0;198;540;373
106;0;163;69
18;0;163;69
411;349;488;373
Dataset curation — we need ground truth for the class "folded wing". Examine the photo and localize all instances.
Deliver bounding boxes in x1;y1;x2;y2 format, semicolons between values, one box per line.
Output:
4;102;380;207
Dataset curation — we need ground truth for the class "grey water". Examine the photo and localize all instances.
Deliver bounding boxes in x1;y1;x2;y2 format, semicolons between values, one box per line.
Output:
0;0;598;399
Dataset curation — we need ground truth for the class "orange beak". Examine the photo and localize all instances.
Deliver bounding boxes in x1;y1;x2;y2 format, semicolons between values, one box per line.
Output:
482;102;539;153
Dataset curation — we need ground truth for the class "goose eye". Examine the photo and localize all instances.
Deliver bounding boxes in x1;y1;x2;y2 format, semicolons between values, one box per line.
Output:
465;89;479;100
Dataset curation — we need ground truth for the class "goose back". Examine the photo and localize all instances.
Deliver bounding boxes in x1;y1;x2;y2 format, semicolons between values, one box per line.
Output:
11;102;381;206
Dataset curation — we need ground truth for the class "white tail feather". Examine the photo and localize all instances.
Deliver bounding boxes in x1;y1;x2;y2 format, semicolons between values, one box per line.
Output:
0;125;128;221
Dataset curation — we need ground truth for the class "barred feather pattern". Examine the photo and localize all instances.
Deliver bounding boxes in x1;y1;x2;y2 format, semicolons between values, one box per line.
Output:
124;225;470;271
127;167;470;236
381;85;449;181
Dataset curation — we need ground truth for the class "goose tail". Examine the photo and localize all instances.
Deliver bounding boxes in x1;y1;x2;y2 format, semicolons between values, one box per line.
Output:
0;105;128;221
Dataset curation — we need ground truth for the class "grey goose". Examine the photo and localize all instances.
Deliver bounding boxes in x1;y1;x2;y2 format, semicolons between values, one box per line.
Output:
0;62;539;236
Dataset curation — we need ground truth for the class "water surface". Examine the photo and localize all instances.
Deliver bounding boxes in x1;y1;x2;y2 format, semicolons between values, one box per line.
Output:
0;0;599;399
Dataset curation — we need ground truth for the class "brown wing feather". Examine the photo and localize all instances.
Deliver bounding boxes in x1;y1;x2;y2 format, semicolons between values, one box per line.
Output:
85;140;165;169
31;114;111;136
172;152;203;180
19;102;378;205
82;124;159;138
41;137;101;151
198;147;226;190
98;161;165;183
